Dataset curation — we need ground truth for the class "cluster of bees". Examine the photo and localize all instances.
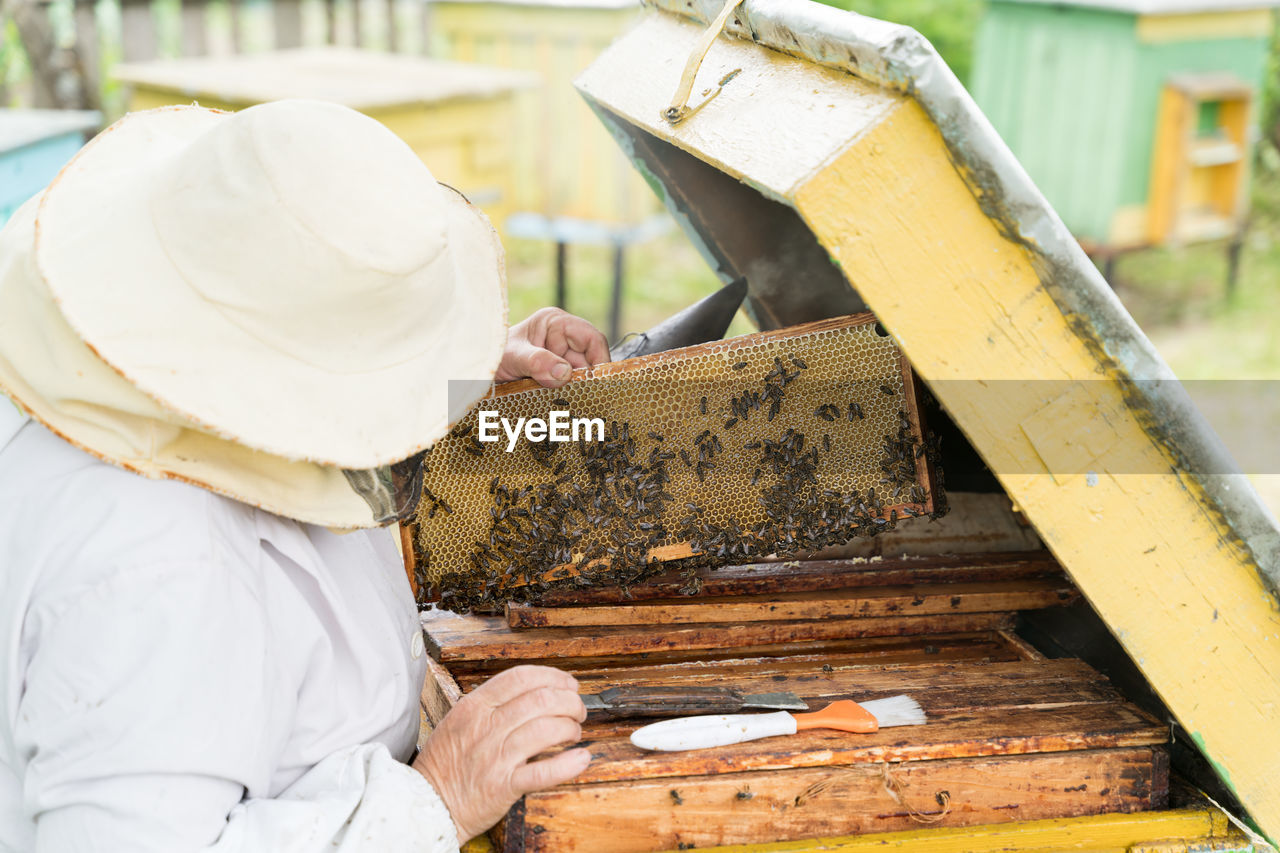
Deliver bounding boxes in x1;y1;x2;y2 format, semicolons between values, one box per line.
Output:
421;352;945;613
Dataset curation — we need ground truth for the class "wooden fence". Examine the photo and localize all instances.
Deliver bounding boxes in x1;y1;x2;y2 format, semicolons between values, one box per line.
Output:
4;0;435;112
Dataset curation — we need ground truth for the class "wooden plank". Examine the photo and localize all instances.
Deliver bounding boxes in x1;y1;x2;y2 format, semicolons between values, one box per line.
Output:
525;550;1062;606
119;0;158;61
506;578;1078;628
272;0;304;49
71;0;103;110
573;659;1121;714
565;660;1127;741
180;0;208;57
352;0;365;47
691;809;1249;853
650;805;1244;853
995;628;1046;662
567;702;1166;785
441;659;1118;728
1148;85;1190;244
421;652;463;725
323;0;338;45
227;0;245;52
514;748;1169;852
448;632;1028;685
384;0;398;51
713;819;1245;853
425;611;1012;663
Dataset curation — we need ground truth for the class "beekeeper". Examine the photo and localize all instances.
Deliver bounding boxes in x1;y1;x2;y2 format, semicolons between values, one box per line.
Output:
0;99;611;852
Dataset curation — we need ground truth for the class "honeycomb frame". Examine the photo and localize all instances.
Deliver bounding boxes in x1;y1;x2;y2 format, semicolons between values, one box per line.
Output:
404;313;940;611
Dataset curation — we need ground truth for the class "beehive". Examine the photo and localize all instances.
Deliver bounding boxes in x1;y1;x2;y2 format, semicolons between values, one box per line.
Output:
411;314;940;611
405;0;1280;844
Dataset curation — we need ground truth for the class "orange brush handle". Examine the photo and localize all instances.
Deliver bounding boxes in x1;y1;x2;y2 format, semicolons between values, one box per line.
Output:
793;699;879;733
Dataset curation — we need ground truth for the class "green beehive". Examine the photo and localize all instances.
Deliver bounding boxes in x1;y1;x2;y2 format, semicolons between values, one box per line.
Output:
971;0;1277;253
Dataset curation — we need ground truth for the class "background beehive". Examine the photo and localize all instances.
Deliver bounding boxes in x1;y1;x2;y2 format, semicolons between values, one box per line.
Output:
411;314;940;611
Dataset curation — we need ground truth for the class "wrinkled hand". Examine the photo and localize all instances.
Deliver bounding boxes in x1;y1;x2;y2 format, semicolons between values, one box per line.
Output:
413;665;590;843
495;308;610;388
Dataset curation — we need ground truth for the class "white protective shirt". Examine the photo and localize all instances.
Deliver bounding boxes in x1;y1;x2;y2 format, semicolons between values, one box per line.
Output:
0;403;458;852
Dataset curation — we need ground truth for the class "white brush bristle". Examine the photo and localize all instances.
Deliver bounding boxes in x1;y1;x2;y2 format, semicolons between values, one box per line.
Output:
860;695;926;728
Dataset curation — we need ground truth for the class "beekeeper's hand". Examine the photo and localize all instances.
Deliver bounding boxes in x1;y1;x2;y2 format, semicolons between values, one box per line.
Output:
496;307;610;387
413;664;590;843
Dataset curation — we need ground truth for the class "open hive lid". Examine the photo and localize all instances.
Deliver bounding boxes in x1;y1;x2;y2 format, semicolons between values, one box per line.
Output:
574;0;1280;839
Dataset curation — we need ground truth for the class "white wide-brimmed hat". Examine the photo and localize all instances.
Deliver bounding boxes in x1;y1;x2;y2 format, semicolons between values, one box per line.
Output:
36;99;507;469
0;100;508;526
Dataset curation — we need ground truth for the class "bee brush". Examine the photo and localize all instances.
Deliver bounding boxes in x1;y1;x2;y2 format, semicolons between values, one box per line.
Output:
629;696;926;752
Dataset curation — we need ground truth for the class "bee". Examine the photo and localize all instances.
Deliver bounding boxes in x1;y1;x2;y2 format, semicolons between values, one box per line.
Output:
736;786;755;801
880;384;894;396
700;396;708;415
724;418;739;429
552;397;570;407
733;361;748;370
790;355;808;369
670;789;684;806
648;431;664;442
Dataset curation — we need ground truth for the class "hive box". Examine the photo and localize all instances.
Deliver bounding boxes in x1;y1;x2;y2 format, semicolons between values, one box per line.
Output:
410;0;1280;848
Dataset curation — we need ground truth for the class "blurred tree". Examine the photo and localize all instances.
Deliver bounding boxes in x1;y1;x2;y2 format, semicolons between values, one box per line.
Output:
808;0;984;86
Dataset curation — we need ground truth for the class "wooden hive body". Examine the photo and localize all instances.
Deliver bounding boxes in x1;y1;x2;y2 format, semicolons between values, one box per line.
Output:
417;502;1206;851
410;0;1280;849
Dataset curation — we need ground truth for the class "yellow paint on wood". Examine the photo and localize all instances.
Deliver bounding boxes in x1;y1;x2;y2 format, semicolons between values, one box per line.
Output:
1137;9;1274;44
123;84;521;229
1148;85;1191;244
1145;77;1253;244
790;92;1280;841
429;1;654;223
1213;97;1253;221
679;807;1248;853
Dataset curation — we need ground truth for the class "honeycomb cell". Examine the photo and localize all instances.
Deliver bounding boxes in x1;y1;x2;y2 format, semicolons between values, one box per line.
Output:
412;314;941;612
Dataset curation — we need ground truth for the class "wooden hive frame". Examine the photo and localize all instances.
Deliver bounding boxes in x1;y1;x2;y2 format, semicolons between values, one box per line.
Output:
408;313;941;611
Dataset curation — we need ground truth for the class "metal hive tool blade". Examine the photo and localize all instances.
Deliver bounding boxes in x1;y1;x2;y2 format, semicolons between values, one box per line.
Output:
610;277;749;361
